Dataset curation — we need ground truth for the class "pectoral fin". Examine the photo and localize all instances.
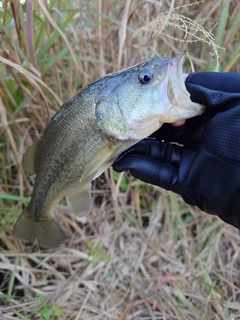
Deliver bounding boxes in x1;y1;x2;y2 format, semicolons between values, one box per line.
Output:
80;144;115;183
67;186;92;217
22;142;37;175
92;159;115;180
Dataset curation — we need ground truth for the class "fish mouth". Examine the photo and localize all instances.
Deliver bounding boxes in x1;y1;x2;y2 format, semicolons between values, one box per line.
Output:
167;55;204;114
167;55;186;106
177;55;187;91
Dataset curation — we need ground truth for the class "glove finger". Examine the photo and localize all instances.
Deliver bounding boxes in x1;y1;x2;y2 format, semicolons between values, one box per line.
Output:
151;117;205;146
186;72;240;110
113;152;179;191
186;72;240;93
114;140;182;169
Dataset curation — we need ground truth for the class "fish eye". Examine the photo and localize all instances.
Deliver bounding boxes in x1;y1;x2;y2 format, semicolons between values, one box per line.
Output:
138;69;153;84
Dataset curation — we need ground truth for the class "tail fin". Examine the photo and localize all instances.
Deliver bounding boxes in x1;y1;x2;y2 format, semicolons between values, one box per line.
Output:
13;207;63;248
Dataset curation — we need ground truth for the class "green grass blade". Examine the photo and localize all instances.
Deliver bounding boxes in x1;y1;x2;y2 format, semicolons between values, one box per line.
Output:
225;10;240;42
12;310;31;320
36;9;80;62
224;47;240;72
0;193;30;202
215;0;230;48
41;47;69;74
38;54;113;66
7;257;19;302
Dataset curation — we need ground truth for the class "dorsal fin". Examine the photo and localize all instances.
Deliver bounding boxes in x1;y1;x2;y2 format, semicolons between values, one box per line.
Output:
22;142;37;175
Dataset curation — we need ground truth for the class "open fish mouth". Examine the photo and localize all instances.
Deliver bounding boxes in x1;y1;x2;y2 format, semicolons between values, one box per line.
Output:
167;55;204;113
167;55;186;106
177;55;188;92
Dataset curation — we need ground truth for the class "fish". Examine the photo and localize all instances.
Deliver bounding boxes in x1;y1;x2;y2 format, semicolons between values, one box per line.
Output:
13;55;205;248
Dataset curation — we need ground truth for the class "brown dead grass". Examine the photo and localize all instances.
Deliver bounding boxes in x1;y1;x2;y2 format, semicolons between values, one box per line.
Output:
0;0;240;319
1;184;240;319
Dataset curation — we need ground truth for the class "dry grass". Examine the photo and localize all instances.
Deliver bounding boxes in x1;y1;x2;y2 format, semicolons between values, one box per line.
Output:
0;0;240;319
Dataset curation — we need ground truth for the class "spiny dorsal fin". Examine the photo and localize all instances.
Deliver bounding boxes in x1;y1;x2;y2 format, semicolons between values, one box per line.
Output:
22;142;37;175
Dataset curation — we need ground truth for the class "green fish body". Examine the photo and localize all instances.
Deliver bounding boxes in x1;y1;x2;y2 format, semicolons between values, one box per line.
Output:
14;55;205;248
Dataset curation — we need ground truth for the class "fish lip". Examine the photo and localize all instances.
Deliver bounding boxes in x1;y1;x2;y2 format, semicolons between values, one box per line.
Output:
177;55;185;89
167;55;187;106
167;55;205;114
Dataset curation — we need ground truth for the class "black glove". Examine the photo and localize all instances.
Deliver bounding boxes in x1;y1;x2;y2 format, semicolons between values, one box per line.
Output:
113;72;240;228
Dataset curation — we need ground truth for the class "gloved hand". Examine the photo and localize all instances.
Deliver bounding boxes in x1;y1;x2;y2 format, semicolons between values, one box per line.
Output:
113;72;240;228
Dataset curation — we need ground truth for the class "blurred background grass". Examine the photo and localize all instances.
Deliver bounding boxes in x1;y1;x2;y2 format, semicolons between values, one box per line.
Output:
0;0;240;319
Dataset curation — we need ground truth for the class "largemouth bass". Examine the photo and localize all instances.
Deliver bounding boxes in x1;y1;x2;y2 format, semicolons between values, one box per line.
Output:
14;55;205;248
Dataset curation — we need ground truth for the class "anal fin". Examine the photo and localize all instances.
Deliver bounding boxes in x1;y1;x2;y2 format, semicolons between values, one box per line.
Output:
67;186;92;217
